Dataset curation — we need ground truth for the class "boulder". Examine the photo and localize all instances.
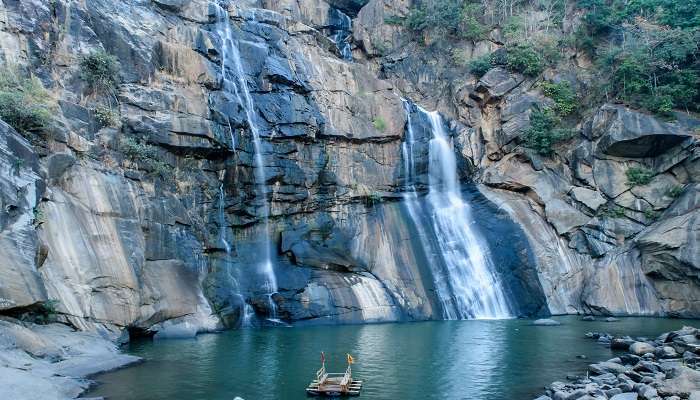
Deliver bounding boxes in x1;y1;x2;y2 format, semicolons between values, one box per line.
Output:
593;104;695;157
629;342;656;356
590;361;628;375
533;318;562;326
610;393;638;400
570;187;607;211
476;68;524;99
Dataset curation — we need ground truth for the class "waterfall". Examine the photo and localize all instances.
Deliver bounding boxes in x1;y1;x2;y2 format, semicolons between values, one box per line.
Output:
401;101;512;320
213;3;278;317
218;183;232;254
329;8;352;61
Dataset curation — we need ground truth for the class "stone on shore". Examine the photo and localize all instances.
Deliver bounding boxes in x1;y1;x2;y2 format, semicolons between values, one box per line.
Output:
534;319;562;326
629;342;655;356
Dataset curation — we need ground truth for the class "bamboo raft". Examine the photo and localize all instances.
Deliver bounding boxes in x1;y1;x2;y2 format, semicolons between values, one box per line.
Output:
306;354;362;397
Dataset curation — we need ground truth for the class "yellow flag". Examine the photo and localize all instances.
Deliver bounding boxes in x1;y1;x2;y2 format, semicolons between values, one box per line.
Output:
347;353;354;364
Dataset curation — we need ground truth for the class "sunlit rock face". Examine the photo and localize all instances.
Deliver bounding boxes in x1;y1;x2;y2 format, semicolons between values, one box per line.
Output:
0;0;697;340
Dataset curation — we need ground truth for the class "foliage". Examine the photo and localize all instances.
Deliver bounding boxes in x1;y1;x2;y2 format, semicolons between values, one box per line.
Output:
626;167;654;186
80;50;120;94
575;0;700;115
93;106;118;128
668;185;685;198
523;108;572;155
372;117;387;132
34;299;60;325
541;81;577;116
505;44;545;76
599;205;626;218
468;55;493;77
120;136;171;180
365;192;382;207
644;208;659;221
0;67;53;135
401;0;490;41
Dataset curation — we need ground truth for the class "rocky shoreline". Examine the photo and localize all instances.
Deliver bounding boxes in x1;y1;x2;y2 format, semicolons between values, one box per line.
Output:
535;325;700;400
0;318;140;400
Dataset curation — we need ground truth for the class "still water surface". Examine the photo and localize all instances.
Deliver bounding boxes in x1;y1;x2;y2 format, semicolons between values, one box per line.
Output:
86;317;696;400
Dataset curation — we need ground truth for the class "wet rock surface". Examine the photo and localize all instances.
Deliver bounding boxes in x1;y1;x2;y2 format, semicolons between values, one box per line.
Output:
536;326;700;400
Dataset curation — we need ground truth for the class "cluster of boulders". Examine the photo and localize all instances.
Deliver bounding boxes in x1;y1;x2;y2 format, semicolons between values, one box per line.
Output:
535;326;700;400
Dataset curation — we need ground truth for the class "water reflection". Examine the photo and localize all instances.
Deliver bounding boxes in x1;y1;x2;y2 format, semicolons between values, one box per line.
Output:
86;317;696;400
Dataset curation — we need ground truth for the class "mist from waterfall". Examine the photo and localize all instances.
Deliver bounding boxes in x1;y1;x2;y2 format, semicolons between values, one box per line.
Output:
401;101;512;320
213;3;278;318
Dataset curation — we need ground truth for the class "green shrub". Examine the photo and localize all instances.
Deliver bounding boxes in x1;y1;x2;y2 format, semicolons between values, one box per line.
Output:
626;167;654;186
120;136;171;180
80;50;120;94
402;0;489;41
384;15;404;25
541;81;577;116
0;67;52;134
523;108;572;155
365;192;382;207
93;106;118;128
599;205;626;219
34;299;60;324
505;44;545;76
372;117;387;132
668;185;685;198
644;208;659;221
468;55;493;77
576;0;700;115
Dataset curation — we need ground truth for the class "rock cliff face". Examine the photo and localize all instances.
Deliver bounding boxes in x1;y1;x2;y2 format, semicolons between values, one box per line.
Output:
0;0;697;345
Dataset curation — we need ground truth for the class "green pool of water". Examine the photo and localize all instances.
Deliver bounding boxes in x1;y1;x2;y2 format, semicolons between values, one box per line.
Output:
85;316;696;400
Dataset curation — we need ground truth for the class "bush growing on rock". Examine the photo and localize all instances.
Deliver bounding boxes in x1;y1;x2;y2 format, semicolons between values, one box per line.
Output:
0;67;53;135
400;0;489;41
541;81;577;116
120;136;172;180
93;106;119;128
468;55;493;77
576;0;700;116
523;108;572;155
372;117;387;132
625;167;654;186
505;44;545;76
80;50;120;95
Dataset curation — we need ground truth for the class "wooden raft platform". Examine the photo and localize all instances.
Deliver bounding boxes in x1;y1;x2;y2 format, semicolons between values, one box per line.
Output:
306;362;362;397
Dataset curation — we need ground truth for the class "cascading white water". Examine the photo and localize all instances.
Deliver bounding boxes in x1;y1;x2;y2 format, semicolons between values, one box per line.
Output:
213;3;278;317
401;102;512;320
218;183;232;254
329;8;352;61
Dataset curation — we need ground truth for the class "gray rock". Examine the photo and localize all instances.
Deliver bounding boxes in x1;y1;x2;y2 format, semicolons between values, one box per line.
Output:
534;318;562;326
590;361;628;375
570;187;607;211
593;104;694;157
477;68;524;99
630;342;656;356
610;394;638;400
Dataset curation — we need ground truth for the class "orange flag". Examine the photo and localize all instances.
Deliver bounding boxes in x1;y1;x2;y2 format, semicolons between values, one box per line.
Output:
347;353;354;364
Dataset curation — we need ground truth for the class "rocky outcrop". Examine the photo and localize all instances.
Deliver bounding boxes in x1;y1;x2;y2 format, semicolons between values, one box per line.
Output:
0;0;697;352
0;122;47;311
594;104;695;158
0;318;140;400
536;326;700;400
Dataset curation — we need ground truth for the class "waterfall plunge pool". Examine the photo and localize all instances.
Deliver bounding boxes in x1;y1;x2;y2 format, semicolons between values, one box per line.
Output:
84;316;695;400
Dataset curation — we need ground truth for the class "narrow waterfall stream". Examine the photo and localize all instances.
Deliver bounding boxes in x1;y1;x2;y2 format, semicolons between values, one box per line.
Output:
329;8;353;61
402;101;512;320
213;3;278;318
